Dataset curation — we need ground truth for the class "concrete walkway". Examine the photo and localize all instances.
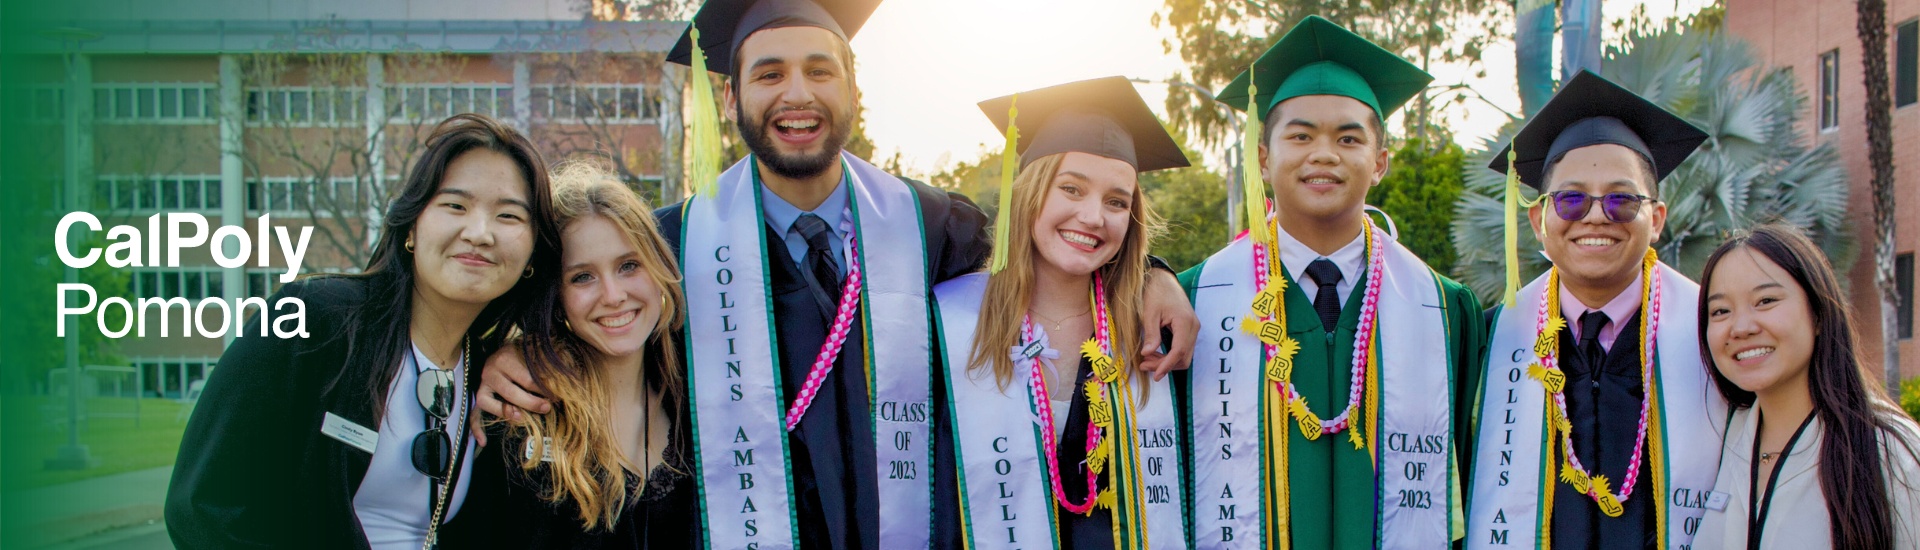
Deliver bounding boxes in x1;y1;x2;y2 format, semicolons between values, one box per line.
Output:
3;465;172;548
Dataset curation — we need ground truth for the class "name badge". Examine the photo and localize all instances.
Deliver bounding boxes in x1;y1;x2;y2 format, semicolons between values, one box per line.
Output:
320;412;378;454
1706;491;1730;511
524;436;554;463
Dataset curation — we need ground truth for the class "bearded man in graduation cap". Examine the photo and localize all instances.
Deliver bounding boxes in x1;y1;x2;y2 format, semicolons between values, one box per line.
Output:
1464;70;1729;550
1176;15;1487;550
472;1;1202;548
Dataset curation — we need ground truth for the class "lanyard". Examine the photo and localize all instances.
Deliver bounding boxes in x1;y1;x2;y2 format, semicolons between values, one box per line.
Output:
1745;409;1815;550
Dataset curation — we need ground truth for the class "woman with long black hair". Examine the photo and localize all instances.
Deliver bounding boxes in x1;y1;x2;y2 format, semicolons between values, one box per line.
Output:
165;113;561;549
1695;224;1920;549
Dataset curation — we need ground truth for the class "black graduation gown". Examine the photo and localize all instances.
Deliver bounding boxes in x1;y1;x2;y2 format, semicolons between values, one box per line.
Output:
1052;357;1117;548
165;275;488;550
439;417;702;548
654;177;991;550
1549;309;1658;550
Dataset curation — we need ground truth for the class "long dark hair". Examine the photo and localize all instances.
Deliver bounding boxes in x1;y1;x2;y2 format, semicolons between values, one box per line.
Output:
1697;224;1918;550
335;113;561;421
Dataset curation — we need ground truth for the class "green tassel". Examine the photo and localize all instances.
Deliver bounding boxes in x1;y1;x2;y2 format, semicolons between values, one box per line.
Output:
989;95;1020;274
1502;148;1522;307
1241;66;1270;245
687;28;723;197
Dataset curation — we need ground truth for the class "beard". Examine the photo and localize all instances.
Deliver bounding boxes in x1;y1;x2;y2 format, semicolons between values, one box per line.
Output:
736;101;853;180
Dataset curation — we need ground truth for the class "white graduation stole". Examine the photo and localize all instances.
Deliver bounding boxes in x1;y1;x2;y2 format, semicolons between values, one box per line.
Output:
934;273;1191;550
682;152;933;549
1188;235;1455;549
1466;264;1725;550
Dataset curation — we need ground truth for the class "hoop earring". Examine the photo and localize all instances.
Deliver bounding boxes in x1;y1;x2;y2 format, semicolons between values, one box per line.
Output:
404;237;414;253
522;266;534;279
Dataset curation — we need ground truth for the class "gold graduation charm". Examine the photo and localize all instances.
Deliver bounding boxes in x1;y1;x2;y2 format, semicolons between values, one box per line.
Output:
1560;463;1590;494
1535;316;1567;358
1290;398;1323;440
1598;492;1624;517
1087;439;1112;474
1083;340;1119;383
1252;288;1282;317
1265;353;1295;383
1265;337;1301;383
1242;317;1289;346
1528;364;1566;393
1086;390;1114;428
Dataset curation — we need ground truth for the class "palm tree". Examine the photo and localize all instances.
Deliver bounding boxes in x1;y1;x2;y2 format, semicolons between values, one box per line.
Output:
1855;0;1901;396
1452;24;1854;302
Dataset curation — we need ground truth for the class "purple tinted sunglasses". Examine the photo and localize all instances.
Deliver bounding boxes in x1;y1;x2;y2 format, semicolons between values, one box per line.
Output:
1548;191;1657;223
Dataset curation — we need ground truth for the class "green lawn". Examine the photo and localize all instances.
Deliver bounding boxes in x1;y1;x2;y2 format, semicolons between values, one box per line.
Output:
1;396;192;490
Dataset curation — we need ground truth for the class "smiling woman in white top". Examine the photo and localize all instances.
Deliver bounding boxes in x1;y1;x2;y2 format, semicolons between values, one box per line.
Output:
1694;224;1920;550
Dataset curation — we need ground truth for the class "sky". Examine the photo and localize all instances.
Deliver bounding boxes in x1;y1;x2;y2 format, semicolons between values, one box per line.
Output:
848;0;1715;176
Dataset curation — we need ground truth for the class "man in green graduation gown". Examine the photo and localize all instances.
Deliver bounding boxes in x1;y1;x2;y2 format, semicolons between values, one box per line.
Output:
1176;15;1486;549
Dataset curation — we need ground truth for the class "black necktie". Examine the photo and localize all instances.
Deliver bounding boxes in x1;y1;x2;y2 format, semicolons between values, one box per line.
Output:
1578;310;1610;364
1305;259;1344;333
794;213;842;314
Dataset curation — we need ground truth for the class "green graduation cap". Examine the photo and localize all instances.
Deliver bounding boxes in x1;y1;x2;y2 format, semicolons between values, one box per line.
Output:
1216;15;1433;120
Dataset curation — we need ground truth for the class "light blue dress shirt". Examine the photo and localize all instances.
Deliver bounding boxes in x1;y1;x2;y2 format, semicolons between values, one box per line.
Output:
759;174;850;277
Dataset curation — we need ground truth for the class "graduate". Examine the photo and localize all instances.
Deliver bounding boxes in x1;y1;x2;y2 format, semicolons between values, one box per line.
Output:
471;1;1202;548
932;76;1190;549
1176;15;1486;549
1464;70;1727;550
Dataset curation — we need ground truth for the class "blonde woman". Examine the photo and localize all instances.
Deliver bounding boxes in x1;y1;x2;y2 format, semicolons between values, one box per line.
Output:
930;76;1191;549
443;162;696;547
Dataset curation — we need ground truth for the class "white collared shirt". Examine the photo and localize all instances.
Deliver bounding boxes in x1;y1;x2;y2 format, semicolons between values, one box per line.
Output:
1276;226;1367;307
352;344;475;549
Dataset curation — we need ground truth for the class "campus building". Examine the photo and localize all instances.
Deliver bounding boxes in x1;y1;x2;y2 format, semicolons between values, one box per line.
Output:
15;0;687;398
1727;0;1920;380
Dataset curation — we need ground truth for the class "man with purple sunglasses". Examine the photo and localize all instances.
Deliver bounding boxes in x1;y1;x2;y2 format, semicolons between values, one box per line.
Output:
1465;70;1730;550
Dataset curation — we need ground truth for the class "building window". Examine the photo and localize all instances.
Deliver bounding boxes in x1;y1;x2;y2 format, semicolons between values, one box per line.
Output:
1898;19;1917;108
93;84;216;122
245;178;370;214
1819;49;1841;131
1901;253;1914;340
95;175;222;212
383;85;513;122
131;268;227;301
246;87;366;125
528;84;659;122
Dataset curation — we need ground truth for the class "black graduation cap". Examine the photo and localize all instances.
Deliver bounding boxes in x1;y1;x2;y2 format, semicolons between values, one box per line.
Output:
976;76;1190;173
1490;70;1708;190
666;0;883;76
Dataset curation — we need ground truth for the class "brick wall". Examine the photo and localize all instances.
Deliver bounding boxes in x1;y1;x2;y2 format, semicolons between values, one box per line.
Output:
1728;0;1920;383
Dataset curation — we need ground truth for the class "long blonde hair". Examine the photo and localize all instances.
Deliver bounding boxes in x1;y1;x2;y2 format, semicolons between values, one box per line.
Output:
966;153;1161;392
509;160;687;531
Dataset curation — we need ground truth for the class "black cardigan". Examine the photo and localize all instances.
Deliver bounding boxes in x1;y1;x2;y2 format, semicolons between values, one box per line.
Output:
165;276;484;549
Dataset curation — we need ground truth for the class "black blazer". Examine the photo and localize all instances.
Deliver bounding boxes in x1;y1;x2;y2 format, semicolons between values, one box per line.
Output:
165;276;482;549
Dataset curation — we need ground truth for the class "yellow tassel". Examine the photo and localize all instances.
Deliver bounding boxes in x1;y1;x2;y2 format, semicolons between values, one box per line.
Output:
989;95;1021;273
1501;148;1523;307
1347;417;1366;450
1240;65;1270;246
1095;487;1117;513
685;28;724;197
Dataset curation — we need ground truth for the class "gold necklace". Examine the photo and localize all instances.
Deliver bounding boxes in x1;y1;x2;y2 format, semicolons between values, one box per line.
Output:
1029;307;1090;332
